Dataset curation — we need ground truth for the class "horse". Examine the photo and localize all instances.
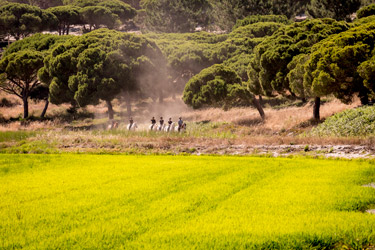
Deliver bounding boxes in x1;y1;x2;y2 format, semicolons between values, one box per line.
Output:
177;123;187;132
149;124;157;131
107;120;119;130
157;124;165;131
127;122;137;131
164;122;176;132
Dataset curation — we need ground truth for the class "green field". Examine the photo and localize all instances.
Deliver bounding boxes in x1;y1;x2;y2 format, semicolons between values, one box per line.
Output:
1;155;375;249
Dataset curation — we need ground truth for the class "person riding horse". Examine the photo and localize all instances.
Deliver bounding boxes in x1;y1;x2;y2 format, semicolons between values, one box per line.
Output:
159;117;164;131
164;118;173;132
178;117;183;132
129;117;134;129
151;117;156;130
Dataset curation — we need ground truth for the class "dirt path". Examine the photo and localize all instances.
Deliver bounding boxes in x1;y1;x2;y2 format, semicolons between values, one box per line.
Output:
181;144;375;159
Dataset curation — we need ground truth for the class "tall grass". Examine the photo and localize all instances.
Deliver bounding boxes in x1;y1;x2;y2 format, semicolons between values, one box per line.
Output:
0;131;37;142
94;121;236;139
1;155;375;249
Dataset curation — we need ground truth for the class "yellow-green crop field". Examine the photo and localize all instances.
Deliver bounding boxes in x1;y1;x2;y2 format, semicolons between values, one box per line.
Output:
1;155;375;249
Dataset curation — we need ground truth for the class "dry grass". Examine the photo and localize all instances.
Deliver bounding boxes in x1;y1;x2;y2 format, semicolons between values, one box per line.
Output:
0;92;363;147
182;98;361;132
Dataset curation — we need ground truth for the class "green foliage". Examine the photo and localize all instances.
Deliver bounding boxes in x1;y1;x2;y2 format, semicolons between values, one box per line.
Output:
3;33;70;56
80;5;119;30
0;131;37;142
311;105;375;136
0;34;70;118
41;29;166;114
357;3;375;18
304;21;375;103
64;0;136;30
97;0;136;22
0;3;58;39
148;20;283;96
0;0;8;6
1;155;375;248
225;22;284;81
358;55;375;94
0;50;44;118
308;0;361;20
48;5;81;35
233;15;290;29
354;14;375;25
10;0;63;9
249;18;350;96
183;64;250;109
141;0;210;32
67;0;100;7
287;54;310;99
210;0;308;31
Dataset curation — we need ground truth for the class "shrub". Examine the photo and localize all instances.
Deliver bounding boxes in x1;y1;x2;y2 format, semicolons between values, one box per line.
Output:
0;97;14;107
311;105;375;136
357;4;375;19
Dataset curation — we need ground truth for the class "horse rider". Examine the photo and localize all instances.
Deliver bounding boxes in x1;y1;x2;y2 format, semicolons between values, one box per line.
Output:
151;116;156;129
178;117;183;132
129;117;134;129
159;117;164;130
168;118;172;126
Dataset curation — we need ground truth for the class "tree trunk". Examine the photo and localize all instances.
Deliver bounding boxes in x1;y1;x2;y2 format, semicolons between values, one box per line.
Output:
126;101;132;118
22;95;29;119
360;96;369;105
41;99;49;118
258;95;263;106
66;24;70;35
106;100;114;120
313;97;320;121
252;96;265;120
360;91;369;105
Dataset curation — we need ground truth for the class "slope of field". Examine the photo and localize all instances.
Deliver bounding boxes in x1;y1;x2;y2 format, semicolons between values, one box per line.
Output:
1;155;375;249
312;105;375;137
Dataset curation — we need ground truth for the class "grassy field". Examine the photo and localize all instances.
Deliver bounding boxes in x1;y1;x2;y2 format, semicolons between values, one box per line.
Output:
1;155;375;249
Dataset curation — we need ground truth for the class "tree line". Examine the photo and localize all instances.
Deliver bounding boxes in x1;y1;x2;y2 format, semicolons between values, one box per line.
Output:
0;0;136;41
1;0;375;37
182;13;375;120
2;2;375;121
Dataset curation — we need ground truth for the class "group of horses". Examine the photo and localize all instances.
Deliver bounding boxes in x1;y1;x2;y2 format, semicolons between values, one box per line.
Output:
108;120;187;132
124;122;186;132
148;122;186;132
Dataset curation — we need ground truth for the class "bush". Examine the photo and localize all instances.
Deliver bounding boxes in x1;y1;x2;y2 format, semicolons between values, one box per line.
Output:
233;15;290;29
311;105;375;136
357;4;375;19
0;97;14;107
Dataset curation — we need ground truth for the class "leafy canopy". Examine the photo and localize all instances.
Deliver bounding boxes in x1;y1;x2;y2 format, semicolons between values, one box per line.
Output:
357;3;375;19
183;64;248;109
0;34;70;118
47;5;81;35
0;3;57;39
248;18;350;96
304;20;375;103
40;29;166;110
141;0;210;32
